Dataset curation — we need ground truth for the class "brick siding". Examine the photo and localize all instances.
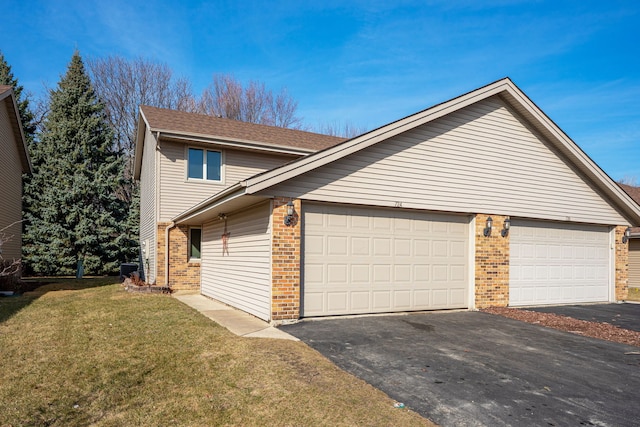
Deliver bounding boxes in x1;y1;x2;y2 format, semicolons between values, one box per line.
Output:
615;225;629;301
474;214;510;308
156;222;200;290
271;198;301;321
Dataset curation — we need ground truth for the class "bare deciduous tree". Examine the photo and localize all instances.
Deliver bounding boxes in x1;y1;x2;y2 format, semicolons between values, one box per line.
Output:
618;176;638;187
198;74;303;129
0;221;23;279
316;120;368;138
88;55;197;159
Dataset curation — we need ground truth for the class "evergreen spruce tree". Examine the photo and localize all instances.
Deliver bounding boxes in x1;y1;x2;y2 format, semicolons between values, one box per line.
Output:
0;51;35;137
23;52;128;275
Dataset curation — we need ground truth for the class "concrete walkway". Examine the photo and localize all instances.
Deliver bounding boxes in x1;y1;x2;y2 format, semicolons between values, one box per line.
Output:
173;291;298;341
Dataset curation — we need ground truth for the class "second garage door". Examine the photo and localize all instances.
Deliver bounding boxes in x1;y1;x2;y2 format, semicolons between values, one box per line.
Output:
509;219;611;306
302;203;469;317
629;239;640;288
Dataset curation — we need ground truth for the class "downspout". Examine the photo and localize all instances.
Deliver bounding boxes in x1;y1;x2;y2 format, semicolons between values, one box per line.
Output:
156;131;175;288
165;221;176;287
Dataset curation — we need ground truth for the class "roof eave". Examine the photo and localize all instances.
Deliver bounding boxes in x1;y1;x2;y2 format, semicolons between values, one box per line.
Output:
241;77;640;226
133;108;149;181
158;131;316;156
172;182;252;224
1;88;32;174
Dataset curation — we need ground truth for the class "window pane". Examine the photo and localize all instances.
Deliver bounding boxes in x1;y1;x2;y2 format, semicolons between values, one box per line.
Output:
188;148;204;179
206;151;221;181
190;228;202;259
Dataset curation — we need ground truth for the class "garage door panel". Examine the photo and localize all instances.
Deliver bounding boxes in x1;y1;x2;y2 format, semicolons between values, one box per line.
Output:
351;292;370;310
327;264;348;283
303;203;469;316
327;236;348;255
450;288;466;305
510;220;610;306
374;239;391;256
328;292;348;312
394;291;411;308
373;265;391;282
451;264;466;281
394;265;411;282
352;237;370;255
373;291;392;309
305;235;324;255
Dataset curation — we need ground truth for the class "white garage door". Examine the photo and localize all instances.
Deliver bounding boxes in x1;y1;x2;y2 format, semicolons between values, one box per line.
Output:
303;203;469;317
509;219;611;306
629;239;640;288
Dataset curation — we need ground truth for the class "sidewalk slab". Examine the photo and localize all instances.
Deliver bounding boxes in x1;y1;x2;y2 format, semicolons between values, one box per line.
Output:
173;292;298;341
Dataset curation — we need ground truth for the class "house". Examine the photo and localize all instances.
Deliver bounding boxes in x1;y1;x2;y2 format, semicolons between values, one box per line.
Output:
0;85;31;284
620;184;640;290
133;105;345;288
135;78;640;323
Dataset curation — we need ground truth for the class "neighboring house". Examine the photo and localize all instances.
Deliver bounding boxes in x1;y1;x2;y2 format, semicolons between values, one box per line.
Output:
620;184;640;289
0;85;31;283
135;78;640;323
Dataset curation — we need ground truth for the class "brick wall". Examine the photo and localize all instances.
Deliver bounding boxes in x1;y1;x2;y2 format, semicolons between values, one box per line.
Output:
475;214;510;308
271;198;301;321
615;225;629;301
156;222;201;290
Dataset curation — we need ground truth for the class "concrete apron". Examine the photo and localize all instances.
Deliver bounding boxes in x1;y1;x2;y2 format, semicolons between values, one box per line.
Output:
172;291;298;341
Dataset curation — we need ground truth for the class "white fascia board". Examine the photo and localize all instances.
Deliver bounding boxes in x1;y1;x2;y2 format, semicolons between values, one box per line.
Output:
155;131;316;156
241;78;640;225
1;89;31;173
501;85;640;225
133;109;151;180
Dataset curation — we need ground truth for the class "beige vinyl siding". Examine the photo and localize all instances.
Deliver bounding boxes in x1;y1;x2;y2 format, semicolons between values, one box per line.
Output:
630;239;640;288
0;101;23;261
139;128;157;283
201;202;271;320
159;140;294;220
265;96;626;225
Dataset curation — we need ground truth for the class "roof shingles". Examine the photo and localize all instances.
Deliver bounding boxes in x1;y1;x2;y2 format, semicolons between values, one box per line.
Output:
140;105;346;152
620;183;640;234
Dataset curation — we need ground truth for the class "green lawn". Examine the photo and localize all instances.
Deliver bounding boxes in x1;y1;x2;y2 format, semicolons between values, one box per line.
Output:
0;279;433;426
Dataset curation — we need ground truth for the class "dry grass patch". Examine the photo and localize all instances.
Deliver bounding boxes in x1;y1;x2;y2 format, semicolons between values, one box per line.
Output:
0;279;433;426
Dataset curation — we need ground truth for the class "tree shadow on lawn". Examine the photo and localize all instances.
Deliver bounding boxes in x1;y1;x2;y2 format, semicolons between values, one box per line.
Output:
0;277;120;324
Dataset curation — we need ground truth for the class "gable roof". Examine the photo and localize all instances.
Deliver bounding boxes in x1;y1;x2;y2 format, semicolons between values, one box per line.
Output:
620;184;640;236
133;106;346;179
173;78;640;226
0;85;31;174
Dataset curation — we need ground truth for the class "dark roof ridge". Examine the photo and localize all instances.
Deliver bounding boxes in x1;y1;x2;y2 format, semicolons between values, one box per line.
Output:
140;105;347;152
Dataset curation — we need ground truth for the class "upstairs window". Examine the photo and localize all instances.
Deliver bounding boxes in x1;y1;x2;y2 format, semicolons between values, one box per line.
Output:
188;148;222;181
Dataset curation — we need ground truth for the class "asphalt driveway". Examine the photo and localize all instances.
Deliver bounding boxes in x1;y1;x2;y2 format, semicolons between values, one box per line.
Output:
281;310;640;427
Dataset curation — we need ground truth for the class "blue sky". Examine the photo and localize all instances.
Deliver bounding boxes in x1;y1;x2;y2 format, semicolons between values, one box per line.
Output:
2;0;639;181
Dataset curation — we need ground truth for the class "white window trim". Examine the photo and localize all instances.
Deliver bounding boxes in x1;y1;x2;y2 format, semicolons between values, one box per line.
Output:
188;226;202;262
185;146;225;184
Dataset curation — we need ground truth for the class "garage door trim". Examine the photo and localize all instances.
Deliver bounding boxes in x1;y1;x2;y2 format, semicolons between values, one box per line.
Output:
302;202;471;317
509;218;612;306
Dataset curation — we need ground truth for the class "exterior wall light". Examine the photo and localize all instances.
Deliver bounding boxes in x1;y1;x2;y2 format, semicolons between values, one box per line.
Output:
483;216;493;237
623;227;631;243
501;217;511;237
284;201;295;226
